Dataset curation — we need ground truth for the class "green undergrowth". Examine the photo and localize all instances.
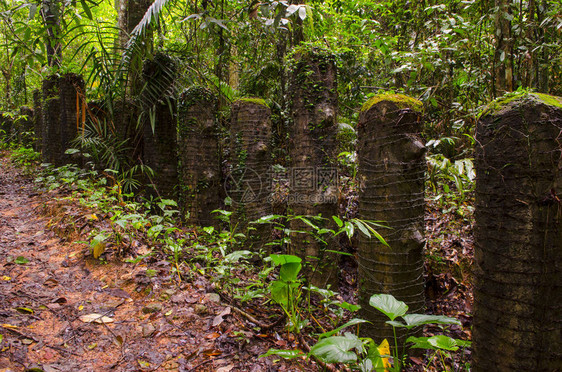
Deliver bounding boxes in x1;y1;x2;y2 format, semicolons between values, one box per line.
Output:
3;145;471;372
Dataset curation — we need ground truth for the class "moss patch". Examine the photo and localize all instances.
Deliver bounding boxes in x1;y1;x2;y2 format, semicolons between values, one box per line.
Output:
480;91;562;118
534;93;562;108
361;94;423;113
237;97;268;107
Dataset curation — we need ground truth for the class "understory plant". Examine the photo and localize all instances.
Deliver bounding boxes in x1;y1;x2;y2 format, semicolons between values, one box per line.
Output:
263;293;470;372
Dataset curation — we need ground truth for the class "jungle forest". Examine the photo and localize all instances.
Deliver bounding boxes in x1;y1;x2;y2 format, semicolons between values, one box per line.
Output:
0;0;561;370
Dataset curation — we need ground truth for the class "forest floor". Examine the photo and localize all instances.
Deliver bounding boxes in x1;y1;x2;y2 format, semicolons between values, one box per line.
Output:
0;150;474;372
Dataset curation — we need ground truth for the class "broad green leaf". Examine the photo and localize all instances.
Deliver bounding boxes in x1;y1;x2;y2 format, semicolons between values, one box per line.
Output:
269;280;294;307
332;215;343;228
407;335;461;351
309;336;362;364
259;348;305;359
406;336;434;350
427;335;460;351
402;314;461;328
318;318;368;338
369;294;408;321
224;250;253;263
279;262;302;282
269;254;302;265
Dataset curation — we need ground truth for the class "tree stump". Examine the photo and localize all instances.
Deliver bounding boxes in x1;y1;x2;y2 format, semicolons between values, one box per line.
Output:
473;92;562;371
141;54;178;199
287;47;340;288
41;74;85;166
33;89;42;152
177;87;221;227
228;98;273;248
357;94;426;344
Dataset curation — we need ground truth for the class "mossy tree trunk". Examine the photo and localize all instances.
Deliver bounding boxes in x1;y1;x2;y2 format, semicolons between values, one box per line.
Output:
177;87;221;227
141;54;178;200
229;98;273;248
357;95;426;344
288;47;339;288
473;93;562;371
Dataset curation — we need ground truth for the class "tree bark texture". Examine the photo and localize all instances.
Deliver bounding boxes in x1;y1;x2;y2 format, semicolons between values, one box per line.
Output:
177;87;221;227
473;93;562;371
357;95;426;343
141;54;178;200
288;48;339;288
229;99;273;248
33;89;42;152
118;0;152;96
41;74;84;166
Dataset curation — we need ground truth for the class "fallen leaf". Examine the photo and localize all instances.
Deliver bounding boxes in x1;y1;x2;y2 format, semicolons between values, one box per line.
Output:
114;335;124;346
15;307;34;315
203;349;222;357
15;256;29;265
92;242;106;259
79;313;114;324
212;306;231;327
1;276;11;281
43;278;59;287
205;332;221;340
216;365;234;372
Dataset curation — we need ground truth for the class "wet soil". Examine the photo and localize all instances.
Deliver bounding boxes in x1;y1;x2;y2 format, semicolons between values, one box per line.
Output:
0;155;307;372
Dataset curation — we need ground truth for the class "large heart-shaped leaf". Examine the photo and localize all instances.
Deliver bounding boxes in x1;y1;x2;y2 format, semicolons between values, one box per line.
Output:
269;254;302;266
279;262;302;282
309;335;363;364
388;314;462;330
407;335;461;351
427;335;459;351
369;294;408;321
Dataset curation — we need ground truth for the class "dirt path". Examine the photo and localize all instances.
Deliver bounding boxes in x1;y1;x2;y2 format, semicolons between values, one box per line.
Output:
0;156;296;372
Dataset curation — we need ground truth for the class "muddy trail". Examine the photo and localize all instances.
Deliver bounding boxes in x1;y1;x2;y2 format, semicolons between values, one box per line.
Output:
0;156;305;371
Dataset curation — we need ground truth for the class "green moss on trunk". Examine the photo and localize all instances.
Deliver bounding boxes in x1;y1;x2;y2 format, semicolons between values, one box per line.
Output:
361;94;423;113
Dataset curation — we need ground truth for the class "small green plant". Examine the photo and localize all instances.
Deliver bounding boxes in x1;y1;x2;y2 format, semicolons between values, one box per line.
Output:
268;254;307;333
263;293;469;372
10;146;40;169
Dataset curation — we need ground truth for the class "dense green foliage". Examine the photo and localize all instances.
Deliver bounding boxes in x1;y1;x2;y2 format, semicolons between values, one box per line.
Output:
0;0;561;158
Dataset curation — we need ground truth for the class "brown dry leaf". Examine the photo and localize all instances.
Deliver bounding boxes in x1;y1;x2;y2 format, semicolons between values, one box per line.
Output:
43;278;59;287
79;313;114;324
216;365;234;372
212;306;231;327
205;332;221;340
203;349;222;357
